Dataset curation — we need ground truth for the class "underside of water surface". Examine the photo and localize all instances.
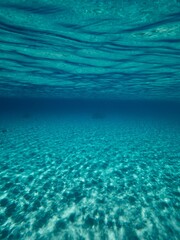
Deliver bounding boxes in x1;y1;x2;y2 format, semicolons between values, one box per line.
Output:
0;0;180;99
0;0;180;240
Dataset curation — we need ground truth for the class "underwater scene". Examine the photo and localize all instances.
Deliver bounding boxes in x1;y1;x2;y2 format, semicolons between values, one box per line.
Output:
0;0;180;240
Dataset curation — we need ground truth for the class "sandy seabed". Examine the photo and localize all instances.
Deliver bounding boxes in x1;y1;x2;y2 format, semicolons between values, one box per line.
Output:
0;117;180;240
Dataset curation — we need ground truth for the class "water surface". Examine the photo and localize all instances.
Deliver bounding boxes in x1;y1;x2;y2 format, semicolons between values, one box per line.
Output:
0;0;180;98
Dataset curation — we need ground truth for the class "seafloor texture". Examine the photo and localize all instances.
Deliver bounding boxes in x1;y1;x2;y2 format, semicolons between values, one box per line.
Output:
0;0;180;99
0;117;180;240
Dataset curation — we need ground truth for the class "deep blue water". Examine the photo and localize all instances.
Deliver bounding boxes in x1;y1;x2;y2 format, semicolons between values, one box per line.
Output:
0;1;180;240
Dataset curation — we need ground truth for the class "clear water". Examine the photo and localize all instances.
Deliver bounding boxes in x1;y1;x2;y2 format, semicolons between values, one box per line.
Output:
0;0;180;99
0;1;180;240
0;103;180;239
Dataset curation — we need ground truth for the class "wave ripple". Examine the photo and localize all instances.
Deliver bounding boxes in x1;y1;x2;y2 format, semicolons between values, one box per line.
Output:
0;0;180;99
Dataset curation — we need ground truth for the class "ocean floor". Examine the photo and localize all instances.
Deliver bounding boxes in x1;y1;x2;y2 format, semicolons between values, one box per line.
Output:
0;116;180;240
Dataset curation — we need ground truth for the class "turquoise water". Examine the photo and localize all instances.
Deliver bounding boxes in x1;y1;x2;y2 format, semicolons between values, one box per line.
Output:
0;0;180;239
0;112;180;239
0;0;180;99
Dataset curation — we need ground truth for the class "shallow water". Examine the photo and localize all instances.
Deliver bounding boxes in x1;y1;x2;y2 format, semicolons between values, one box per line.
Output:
0;115;180;239
0;1;180;239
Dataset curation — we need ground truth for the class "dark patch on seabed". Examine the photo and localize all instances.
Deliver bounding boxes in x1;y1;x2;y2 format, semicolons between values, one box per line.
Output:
0;0;180;239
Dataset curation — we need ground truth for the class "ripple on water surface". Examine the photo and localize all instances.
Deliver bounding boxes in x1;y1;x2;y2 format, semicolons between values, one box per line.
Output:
0;0;180;99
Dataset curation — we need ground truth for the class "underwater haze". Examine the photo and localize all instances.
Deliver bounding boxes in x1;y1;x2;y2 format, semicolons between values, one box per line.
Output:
0;1;180;240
